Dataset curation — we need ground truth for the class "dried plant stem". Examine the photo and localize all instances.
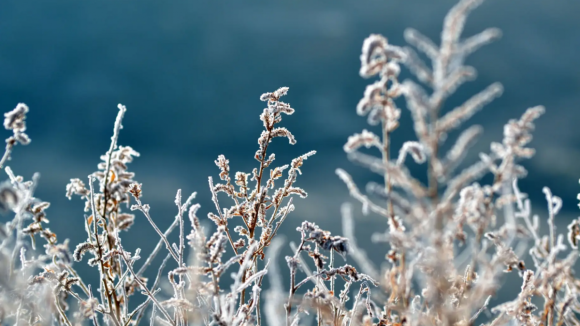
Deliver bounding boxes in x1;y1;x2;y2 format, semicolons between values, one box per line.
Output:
6;168;26;280
117;244;175;326
286;239;305;326
224;227;239;256
329;249;335;295
0;140;14;170
315;244;322;326
329;249;341;325
14;300;22;326
124;289;160;326
133;254;171;326
348;284;366;326
208;177;239;257
429;83;445;234
429;143;443;233
8;209;23;280
150;306;157;326
546;194;556;253
286;262;297;326
241;124;273;308
65;265;90;297
210;270;222;316
381;120;395;222
175;192;188;326
266;198;293;246
502;181;517;248
134;198;179;262
89;177;120;325
54;293;73;326
336;168;390;218
100;105;128;319
254;122;273;200
92;312;101;326
177;193;185;268
137;218;179;276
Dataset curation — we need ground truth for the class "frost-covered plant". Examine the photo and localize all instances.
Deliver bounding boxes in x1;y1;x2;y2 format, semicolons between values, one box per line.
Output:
0;0;579;325
326;0;580;325
0;88;318;326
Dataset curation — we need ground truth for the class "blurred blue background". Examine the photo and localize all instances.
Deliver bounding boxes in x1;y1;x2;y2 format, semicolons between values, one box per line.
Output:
1;0;579;308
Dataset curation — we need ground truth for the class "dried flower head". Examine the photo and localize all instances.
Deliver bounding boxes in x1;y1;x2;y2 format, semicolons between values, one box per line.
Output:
4;103;28;132
260;87;289;102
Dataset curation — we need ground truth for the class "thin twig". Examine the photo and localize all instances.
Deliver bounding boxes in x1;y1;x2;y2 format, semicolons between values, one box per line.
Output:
89;177;119;325
134;198;179;263
133;254;171;326
117;242;175;326
136;218;179;277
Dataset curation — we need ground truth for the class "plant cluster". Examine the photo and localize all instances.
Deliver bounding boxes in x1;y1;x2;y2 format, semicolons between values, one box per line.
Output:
1;0;579;325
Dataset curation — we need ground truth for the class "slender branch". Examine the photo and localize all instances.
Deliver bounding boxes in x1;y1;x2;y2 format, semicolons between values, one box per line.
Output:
136;218;178;277
266;198;293;247
117;244;175;326
0;140;15;171
133;198;179;262
89;177;117;321
208;177;239;256
381;118;395;221
133;254;171;326
241;119;274;307
286;239;305;326
211;270;222;317
54;293;74;326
